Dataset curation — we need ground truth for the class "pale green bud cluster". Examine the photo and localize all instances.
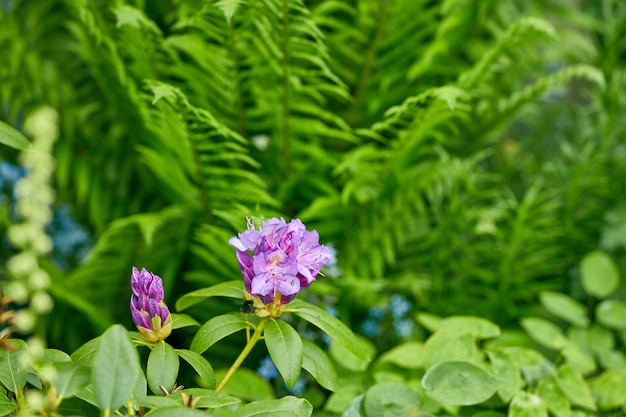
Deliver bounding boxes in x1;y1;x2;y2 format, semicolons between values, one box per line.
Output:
4;107;59;342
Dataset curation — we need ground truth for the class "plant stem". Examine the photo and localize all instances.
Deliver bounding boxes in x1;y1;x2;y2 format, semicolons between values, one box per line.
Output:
215;319;267;392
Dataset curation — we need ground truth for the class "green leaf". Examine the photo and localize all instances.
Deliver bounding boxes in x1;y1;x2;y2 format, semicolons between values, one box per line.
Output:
145;407;210;417
509;392;548;417
555;364;596;411
171;314;199;329
232;396;312;417
176;281;244;311
264;319;303;388
560;339;596;376
503;347;553;385
0;120;30;150
487;350;522;403
190;313;248;354
147;342;180;395
595;300;626;330
290;299;371;362
0;390;17;416
92;324;142;412
415;312;443;332
363;382;421;417
54;362;91;400
301;338;338;392
422;361;498;406
328;338;372;372
519;317;566;349
440;316;501;339
130;395;180;409
580;250;619;299
378;341;424;370
175;349;215;389
539;292;589;327
213;368;275;400
423;328;481;369
588;369;626;411
537;378;571;417
70;337;101;365
0;339;28;394
168;388;240;408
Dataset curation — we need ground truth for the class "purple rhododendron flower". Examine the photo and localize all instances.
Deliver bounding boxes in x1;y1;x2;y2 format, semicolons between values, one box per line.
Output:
130;267;172;343
229;217;332;304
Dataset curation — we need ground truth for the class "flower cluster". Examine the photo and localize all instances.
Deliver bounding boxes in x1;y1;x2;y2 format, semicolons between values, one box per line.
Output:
229;217;332;311
130;267;171;343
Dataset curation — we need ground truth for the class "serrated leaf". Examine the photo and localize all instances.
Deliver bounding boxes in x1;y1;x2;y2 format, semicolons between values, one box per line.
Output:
92;325;142;412
176;281;244;311
555;364;596;411
540;292;589;327
422;361;498;406
0;121;30;150
232;396;312;417
175;349;215;389
291;299;370;362
147;342;179;395
190;313;248;354
301;338;338;392
580;251;619;299
264;320;303;388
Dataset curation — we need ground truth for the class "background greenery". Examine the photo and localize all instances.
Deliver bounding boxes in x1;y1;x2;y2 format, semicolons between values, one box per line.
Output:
1;0;626;415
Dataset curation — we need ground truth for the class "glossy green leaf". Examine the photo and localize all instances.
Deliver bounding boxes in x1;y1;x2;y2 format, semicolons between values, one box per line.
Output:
416;312;443;332
379;341;424;370
580;250;619;299
487;350;522;403
92;324;142;412
363;382;421;417
537;378;570;417
54;362;91;400
175;281;243;311
539;291;589;327
0;339;27;394
555;364;596;411
168;388;240;408
423;328;481;369
595;300;626;330
70;337;101;365
147;342;180;395
519;317;566;349
291;299;371;361
130;395;180;409
0;390;17;416
171;313;199;329
232;396;312;417
0;120;30;150
175;349;215;389
422;361;498;406
588;369;626;411
301;338;338;392
264;319;303;388
509;392;548;417
440;316;501;339
190;313;248;354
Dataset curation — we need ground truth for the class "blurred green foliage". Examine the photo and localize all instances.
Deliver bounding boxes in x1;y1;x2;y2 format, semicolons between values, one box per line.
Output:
1;0;626;415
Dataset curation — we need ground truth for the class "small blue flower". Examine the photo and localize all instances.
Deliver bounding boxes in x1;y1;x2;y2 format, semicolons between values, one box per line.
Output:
0;161;26;187
389;295;411;319
325;305;338;317
393;318;414;338
257;355;279;381
360;318;380;338
367;307;386;320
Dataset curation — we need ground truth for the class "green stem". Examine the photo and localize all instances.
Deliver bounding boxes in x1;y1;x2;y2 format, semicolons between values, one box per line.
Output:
215;319;267;392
